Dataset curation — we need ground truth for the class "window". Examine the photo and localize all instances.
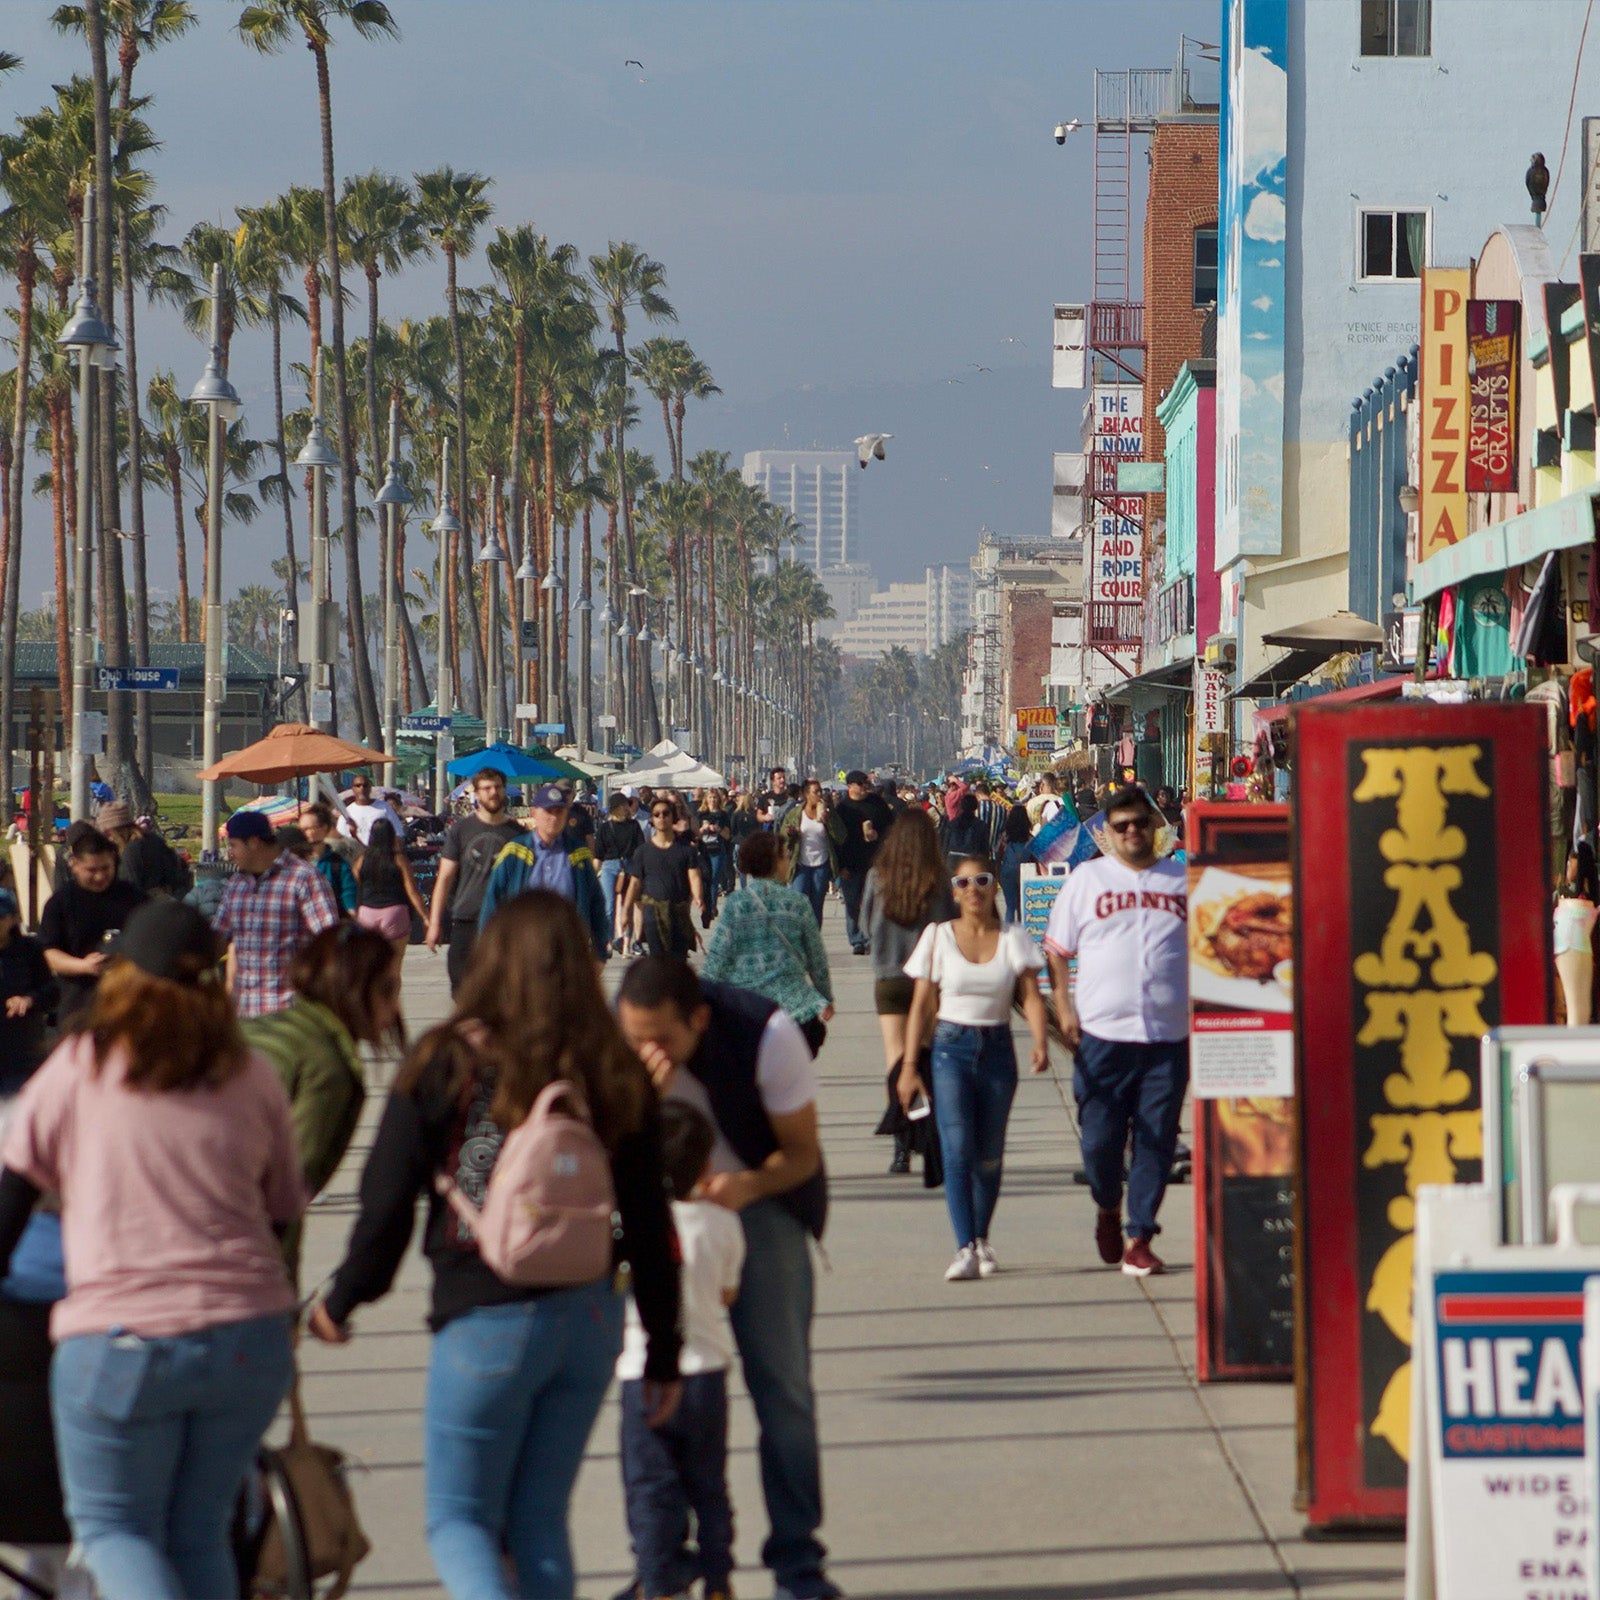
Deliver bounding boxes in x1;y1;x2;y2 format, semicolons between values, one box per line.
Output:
1360;209;1427;281
1192;226;1218;306
1361;0;1431;56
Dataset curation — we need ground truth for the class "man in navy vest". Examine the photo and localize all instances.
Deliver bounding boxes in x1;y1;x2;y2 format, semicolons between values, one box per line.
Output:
617;958;836;1600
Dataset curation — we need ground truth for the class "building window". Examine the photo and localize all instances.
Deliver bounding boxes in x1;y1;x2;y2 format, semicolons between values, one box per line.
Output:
1360;0;1430;56
1359;209;1427;281
1192;226;1218;306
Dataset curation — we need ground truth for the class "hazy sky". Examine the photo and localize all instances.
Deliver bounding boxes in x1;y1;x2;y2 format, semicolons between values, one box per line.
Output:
4;0;1213;606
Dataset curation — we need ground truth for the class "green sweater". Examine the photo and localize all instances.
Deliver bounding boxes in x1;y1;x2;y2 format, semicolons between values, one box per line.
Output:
243;997;367;1285
700;877;833;1024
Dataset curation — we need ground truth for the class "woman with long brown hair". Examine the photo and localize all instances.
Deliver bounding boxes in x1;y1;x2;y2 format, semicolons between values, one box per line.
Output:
0;899;303;1600
861;808;955;1173
309;890;682;1600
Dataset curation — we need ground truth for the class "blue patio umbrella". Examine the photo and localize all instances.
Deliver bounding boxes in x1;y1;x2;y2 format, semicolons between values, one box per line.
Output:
445;741;565;783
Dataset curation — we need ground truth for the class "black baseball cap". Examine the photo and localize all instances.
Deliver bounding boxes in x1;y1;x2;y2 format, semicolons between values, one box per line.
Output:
846;769;870;787
112;899;222;983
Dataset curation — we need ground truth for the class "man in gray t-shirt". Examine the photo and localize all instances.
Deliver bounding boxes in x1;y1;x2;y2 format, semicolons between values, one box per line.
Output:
425;768;522;992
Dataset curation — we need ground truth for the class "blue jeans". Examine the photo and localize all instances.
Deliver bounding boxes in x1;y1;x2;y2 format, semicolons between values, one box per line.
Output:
620;1371;733;1595
1073;1032;1190;1240
728;1200;829;1596
50;1311;293;1600
930;1021;1019;1248
791;864;830;924
837;869;868;951
1000;842;1029;925
424;1286;625;1599
599;858;624;935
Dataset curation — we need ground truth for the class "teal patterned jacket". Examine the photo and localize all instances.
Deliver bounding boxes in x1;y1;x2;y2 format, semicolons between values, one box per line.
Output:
699;876;834;1024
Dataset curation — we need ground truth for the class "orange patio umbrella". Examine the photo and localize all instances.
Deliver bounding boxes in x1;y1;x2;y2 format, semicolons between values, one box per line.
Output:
196;723;397;785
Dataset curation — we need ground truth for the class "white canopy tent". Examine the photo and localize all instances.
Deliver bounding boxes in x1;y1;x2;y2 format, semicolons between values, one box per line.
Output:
614;739;726;791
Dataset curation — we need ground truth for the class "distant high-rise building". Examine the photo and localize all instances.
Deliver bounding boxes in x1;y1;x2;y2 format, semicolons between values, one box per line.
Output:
833;582;932;661
741;449;858;571
925;564;973;652
816;564;877;635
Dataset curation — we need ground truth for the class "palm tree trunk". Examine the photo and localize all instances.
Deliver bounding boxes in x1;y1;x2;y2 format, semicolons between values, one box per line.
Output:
612;330;658;744
51;406;71;699
167;449;191;643
311;41;380;745
119;190;154;794
363;264;383;490
444;246;485;717
2;255;36;825
267;298;303;717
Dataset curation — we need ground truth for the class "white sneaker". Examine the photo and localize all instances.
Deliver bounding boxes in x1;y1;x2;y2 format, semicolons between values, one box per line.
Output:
974;1238;998;1277
945;1244;981;1281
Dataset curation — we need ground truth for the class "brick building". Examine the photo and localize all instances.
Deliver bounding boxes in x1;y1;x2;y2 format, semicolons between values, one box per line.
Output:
1142;118;1220;533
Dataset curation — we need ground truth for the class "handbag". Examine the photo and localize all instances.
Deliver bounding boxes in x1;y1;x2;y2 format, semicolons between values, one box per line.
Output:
253;1371;370;1600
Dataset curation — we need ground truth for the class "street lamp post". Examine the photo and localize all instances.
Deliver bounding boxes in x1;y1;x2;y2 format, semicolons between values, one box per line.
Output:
189;262;243;856
540;564;562;742
477;475;508;747
575;590;593;757
514;506;538;745
431;436;461;812
373;397;413;756
295;351;338;736
59;187;116;821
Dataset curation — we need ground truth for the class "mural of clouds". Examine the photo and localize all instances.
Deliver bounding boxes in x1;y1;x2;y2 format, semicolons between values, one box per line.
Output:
1251;294;1273;312
1244;191;1286;243
1234;42;1288;187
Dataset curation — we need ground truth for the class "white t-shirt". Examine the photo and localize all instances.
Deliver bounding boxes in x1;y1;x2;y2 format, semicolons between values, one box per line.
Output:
903;921;1044;1027
338;798;405;846
796;811;829;867
1044;855;1188;1042
665;1011;817;1177
617;1197;745;1380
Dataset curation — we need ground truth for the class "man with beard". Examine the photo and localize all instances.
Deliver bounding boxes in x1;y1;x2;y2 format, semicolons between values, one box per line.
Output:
425;768;524;991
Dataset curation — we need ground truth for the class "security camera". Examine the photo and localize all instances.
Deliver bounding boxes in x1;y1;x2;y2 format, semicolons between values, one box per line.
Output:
1054;123;1068;144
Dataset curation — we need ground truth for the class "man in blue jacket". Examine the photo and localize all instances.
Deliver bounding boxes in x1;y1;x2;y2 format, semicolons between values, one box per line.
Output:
477;784;610;959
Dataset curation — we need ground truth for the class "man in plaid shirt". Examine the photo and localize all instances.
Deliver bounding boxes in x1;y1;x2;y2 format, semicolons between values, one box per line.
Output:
213;809;340;1017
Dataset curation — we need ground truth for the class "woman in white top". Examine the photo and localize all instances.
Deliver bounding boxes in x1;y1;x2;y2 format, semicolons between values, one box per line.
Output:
780;779;845;926
898;853;1050;1281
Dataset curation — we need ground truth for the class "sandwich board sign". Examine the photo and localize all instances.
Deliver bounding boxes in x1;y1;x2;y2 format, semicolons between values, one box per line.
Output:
1408;1182;1600;1600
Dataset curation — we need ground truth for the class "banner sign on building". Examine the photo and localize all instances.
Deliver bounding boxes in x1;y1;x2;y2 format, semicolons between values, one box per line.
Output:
1579;255;1600;426
1292;702;1551;1528
1015;706;1058;753
1419;268;1471;563
1052;451;1085;540
1466;300;1519;494
1194;662;1230;796
1187;804;1295;1382
1052;303;1087;390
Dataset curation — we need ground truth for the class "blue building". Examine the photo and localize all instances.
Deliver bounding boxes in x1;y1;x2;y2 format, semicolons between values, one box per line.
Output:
1215;0;1600;688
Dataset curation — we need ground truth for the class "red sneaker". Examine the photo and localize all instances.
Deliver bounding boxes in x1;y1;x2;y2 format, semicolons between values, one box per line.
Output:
1121;1237;1165;1277
1095;1208;1124;1265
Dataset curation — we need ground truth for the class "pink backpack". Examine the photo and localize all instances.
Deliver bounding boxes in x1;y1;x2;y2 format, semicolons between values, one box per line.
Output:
435;1079;618;1287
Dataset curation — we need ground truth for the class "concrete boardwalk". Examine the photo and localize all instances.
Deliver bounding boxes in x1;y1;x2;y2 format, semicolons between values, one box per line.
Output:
296;909;1406;1600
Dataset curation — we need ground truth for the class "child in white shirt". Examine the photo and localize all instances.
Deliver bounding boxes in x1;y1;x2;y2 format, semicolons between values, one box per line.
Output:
617;1100;745;1600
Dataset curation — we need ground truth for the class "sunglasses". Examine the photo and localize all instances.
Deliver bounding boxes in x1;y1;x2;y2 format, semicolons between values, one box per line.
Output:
651;809;675;819
951;872;995;890
1109;816;1153;833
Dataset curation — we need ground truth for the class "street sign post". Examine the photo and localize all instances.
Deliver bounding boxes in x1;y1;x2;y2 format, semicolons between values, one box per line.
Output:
399;714;449;736
533;722;564;738
97;666;180;693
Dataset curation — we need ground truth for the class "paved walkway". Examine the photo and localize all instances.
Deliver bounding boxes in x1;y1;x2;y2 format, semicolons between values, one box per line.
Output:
296;909;1406;1600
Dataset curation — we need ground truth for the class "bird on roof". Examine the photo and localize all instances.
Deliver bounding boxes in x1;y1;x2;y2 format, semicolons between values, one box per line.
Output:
1527;152;1550;219
855;433;892;469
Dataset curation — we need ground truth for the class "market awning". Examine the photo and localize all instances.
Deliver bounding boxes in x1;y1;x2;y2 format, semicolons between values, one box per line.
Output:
1231;649;1329;700
1252;673;1410;729
1103;656;1194;702
1261;611;1385;651
1410;481;1600;602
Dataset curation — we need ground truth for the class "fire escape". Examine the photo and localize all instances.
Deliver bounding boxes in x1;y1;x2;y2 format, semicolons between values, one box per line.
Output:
1083;67;1165;664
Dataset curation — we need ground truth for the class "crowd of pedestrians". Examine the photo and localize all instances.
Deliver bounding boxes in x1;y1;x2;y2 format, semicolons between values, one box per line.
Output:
0;760;1192;1600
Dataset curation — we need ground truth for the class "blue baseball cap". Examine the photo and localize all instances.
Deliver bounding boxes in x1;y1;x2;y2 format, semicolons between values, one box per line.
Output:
529;783;570;811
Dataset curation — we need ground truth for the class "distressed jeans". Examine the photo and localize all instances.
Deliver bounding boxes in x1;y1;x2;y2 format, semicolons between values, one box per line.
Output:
929;1020;1019;1248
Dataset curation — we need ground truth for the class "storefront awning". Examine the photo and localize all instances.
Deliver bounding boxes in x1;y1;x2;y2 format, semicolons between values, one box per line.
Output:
1251;673;1410;729
1102;656;1194;702
1230;648;1329;700
1410;482;1599;602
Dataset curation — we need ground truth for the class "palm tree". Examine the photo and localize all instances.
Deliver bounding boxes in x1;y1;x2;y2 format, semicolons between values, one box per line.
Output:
235;194;309;628
414;164;492;717
339;170;429;488
238;0;399;746
589;242;673;741
0;126;64;821
53;1;196;801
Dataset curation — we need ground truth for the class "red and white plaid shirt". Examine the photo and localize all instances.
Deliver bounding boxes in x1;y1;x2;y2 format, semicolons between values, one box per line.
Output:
214;849;340;1017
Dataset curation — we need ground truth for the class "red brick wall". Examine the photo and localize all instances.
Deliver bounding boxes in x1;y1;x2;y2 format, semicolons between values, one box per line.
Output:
1003;588;1055;724
1142;120;1219;528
